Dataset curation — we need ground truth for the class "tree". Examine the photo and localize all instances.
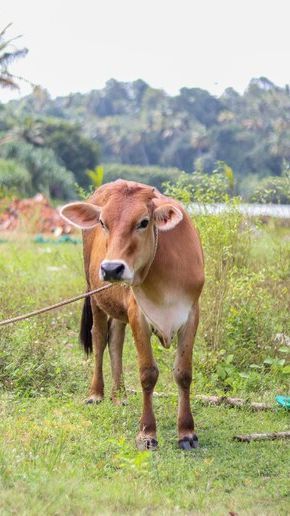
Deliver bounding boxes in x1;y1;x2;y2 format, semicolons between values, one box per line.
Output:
2;76;290;191
0;23;28;90
250;163;290;204
175;88;222;127
0;141;75;198
0;158;31;195
40;120;99;186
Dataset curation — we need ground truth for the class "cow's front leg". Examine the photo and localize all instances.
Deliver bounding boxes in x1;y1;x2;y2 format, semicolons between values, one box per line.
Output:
129;303;159;450
174;305;199;450
108;319;127;405
86;304;108;404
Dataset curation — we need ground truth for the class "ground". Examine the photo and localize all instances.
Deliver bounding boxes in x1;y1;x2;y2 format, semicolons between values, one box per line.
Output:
0;235;289;515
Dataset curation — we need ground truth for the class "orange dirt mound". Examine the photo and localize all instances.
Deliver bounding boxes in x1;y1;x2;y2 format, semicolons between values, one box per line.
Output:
0;194;74;234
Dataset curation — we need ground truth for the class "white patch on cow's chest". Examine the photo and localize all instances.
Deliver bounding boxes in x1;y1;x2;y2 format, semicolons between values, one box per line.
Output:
133;288;192;348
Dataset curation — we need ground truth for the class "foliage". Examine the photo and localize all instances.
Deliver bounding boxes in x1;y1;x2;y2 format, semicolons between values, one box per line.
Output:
165;161;234;203
0;141;75;199
0;398;288;515
87;165;104;187
250;163;290;204
0;114;100;197
0;24;28;90
0;158;31;195
4;76;290;184
0;230;289;514
39;119;99;186
164;180;290;393
0;212;288;397
103;163;182;191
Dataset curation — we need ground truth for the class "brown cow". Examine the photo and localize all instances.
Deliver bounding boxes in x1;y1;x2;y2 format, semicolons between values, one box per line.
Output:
61;180;204;450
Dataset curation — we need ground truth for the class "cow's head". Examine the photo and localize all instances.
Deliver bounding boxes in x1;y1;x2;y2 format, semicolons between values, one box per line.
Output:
60;181;183;285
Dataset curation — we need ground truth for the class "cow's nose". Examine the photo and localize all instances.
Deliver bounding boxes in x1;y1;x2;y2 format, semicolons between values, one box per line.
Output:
100;262;125;281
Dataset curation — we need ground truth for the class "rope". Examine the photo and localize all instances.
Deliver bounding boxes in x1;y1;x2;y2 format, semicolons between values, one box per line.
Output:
0;284;113;328
0;225;159;329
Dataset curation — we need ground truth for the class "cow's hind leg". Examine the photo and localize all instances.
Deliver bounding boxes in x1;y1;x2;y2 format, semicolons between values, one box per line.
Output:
174;305;199;450
86;303;108;404
108;319;127;405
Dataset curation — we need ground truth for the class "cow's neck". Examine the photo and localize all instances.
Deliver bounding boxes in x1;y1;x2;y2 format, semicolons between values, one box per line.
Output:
132;233;192;348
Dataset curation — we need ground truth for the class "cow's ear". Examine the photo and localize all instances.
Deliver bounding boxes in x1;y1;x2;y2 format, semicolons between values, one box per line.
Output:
153;203;183;231
60;202;101;229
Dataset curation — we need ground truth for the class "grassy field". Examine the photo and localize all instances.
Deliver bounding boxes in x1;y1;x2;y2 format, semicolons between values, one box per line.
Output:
0;220;289;514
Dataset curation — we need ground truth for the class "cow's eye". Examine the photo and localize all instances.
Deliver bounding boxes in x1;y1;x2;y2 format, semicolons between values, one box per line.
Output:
137;218;149;230
99;219;107;230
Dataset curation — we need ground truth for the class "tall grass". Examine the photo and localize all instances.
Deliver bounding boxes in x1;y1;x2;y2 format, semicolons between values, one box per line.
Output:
0;190;289;514
166;174;290;395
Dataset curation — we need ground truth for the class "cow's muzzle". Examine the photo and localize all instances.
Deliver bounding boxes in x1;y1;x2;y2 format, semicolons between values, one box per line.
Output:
99;260;133;283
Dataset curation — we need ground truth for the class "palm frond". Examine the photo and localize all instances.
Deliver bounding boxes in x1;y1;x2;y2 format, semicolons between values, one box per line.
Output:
0;34;22;51
0;74;19;89
0;24;29;91
0;48;28;68
0;23;12;40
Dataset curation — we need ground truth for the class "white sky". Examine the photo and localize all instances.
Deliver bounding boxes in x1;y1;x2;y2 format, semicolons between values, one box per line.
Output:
1;0;289;102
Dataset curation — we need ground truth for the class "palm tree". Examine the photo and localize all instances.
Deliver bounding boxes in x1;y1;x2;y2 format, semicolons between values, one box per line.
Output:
0;23;28;90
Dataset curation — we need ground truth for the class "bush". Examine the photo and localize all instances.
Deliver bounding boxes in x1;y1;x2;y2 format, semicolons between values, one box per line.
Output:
165;172;289;394
102;163;183;191
0;141;75;199
0;158;32;196
251;175;290;204
164;162;234;203
42;119;100;187
250;165;290;204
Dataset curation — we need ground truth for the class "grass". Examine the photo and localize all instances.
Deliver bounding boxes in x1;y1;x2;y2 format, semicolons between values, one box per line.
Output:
0;396;289;515
0;227;289;515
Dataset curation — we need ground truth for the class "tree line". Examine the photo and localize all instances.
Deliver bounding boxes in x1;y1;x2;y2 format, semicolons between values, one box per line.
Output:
0;23;289;202
1;76;290;201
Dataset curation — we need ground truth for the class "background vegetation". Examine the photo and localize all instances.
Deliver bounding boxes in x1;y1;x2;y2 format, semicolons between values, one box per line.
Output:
0;23;289;515
0;180;289;513
1;76;290;201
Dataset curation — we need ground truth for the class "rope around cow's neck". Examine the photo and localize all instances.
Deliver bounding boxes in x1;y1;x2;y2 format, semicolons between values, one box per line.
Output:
0;226;159;328
141;225;159;280
151;225;159;267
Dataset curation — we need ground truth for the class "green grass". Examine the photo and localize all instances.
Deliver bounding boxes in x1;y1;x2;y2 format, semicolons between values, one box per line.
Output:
0;396;289;515
0;233;289;514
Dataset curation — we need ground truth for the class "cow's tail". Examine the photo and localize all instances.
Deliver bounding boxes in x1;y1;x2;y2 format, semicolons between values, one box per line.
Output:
80;296;93;355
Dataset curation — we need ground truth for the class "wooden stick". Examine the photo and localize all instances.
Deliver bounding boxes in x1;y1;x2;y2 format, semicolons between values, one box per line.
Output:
234;431;290;442
195;395;272;411
129;391;274;411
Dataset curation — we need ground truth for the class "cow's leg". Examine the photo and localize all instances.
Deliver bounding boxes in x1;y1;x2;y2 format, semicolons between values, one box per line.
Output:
86;303;108;404
174;305;199;450
129;304;159;450
108;319;127;405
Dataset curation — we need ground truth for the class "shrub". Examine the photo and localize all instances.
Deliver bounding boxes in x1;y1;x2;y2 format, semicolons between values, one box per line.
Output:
0;158;32;196
164;161;234;203
102;163;183;191
165;170;290;394
250;165;290;204
0;141;75;199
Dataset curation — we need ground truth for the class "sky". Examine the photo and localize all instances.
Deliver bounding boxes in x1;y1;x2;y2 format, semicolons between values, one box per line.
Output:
1;0;290;102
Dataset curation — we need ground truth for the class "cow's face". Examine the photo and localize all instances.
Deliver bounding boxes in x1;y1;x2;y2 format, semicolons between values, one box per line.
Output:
61;188;183;285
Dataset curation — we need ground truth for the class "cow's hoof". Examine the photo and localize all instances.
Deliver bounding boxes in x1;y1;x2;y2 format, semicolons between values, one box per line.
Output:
178;435;199;450
136;435;158;451
111;391;128;406
85;394;103;404
111;397;128;406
